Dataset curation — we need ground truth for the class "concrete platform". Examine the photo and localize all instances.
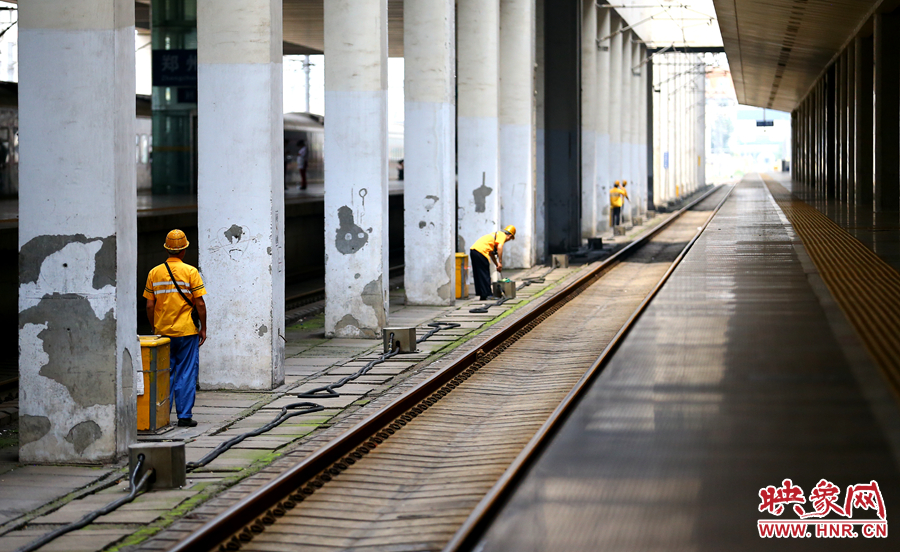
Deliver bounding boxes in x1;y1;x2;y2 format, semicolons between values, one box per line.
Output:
477;175;900;551
0;258;594;551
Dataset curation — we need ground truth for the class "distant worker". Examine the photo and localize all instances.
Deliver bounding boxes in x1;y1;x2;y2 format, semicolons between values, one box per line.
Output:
297;139;309;190
397;159;404;181
610;180;629;227
470;226;516;301
144;229;208;428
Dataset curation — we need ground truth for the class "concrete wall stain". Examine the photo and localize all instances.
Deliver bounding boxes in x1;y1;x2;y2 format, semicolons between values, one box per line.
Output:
65;420;102;454
361;276;385;335
20;293;117;408
424;195;439;211
257;324;268;337
418;221;427;229
20;234;116;289
335;206;369;254
334;313;364;336
473;182;493;213
19;415;51;447
437;254;455;301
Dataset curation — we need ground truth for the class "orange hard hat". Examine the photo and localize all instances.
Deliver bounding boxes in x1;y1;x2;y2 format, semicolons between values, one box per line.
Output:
504;225;516;237
164;229;189;251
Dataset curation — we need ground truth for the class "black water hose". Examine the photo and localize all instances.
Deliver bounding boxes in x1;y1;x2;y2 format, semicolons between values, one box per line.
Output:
297;332;400;399
15;454;154;552
186;402;325;471
417;322;462;343
469;267;555;313
189;323;460;471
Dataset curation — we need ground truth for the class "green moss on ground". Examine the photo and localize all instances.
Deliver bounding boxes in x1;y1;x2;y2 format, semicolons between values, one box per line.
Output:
287;313;325;331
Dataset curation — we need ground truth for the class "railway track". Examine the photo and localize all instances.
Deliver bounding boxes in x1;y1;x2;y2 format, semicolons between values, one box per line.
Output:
149;184;734;552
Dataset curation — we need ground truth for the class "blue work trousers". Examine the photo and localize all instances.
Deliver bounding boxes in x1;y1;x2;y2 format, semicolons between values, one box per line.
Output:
168;334;199;420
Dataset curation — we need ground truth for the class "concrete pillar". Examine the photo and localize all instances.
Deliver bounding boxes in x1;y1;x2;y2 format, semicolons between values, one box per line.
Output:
323;0;389;338
697;55;706;189
580;0;597;238
197;0;285;387
543;0;582;252
855;34;874;209
499;0;536;268
836;55;844;200
825;64;836;198
620;32;633;223
458;0;501;251
595;7;611;231
608;16;622;210
534;0;546;263
631;40;644;215
646;56;654;210
19;0;139;462
873;12;900;212
403;0;456;304
845;40;856;204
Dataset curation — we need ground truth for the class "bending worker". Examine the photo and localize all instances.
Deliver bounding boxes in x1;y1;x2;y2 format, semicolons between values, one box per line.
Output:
470;226;516;301
144;229;208;428
610;180;629;227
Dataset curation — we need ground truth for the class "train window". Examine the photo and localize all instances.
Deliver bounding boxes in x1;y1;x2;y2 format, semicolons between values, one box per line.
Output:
135;134;141;163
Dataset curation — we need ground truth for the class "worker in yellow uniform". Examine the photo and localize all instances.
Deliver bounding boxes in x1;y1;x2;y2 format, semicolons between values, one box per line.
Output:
143;229;208;428
610;180;629;227
470;226;516;300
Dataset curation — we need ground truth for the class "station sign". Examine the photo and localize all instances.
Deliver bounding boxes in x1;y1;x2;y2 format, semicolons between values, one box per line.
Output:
152;49;198;87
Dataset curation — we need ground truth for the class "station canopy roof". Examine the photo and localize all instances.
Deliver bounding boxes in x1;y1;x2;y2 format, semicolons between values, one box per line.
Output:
712;0;898;112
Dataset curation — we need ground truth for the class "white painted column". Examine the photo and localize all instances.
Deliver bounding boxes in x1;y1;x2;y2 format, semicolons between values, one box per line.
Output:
18;0;139;462
620;31;633;224
638;44;649;214
580;0;597;238
458;0;501;251
323;0;389;337
404;0;456;304
630;39;643;217
534;0;546;263
697;56;706;189
608;16;623;222
595;7;611;233
499;0;536;268
198;0;285;388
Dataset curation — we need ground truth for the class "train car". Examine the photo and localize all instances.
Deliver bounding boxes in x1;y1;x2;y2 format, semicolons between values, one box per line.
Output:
0;82;334;196
283;112;325;187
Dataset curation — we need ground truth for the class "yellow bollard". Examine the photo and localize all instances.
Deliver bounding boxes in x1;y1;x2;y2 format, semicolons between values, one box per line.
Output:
455;253;469;299
137;336;171;431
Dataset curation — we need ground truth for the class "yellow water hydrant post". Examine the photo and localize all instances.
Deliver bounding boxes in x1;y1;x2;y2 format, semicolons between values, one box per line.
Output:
138;336;171;432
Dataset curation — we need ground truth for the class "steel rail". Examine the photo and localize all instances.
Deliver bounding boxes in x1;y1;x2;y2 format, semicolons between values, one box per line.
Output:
443;183;736;551
168;184;726;552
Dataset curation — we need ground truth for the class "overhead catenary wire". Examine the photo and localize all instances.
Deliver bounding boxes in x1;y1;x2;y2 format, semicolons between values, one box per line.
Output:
14;454;154;552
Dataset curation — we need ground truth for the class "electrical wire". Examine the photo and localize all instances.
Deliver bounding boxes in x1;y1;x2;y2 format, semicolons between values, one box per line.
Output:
15;454;154;552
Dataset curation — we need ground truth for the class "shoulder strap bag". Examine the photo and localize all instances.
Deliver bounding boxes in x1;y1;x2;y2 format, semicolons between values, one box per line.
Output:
164;262;201;330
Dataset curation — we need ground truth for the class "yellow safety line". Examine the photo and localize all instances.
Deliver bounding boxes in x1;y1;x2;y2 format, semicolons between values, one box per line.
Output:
762;174;900;400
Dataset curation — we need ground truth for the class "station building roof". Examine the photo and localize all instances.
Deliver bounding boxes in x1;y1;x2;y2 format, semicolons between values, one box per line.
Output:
713;0;899;111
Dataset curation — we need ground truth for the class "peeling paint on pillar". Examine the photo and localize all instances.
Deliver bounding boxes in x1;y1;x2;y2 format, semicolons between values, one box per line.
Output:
19;236;130;462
